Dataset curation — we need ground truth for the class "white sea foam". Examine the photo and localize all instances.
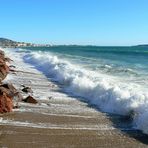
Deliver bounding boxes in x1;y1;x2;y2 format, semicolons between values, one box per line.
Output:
3;48;148;135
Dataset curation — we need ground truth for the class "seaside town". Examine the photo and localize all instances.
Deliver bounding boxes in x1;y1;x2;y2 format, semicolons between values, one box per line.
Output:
0;38;50;48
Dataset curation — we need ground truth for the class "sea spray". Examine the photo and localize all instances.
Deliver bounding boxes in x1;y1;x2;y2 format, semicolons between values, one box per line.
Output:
21;50;148;134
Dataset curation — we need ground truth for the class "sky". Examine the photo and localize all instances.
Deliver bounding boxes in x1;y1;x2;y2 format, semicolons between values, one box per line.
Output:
0;0;148;45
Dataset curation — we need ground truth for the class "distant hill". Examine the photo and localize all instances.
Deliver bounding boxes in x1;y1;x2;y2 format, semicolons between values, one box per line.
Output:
0;38;50;47
0;38;15;43
134;44;148;47
1;37;147;48
0;38;31;47
0;38;18;47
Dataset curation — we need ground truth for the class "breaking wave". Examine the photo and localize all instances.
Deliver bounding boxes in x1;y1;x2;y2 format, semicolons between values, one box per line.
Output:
21;50;148;135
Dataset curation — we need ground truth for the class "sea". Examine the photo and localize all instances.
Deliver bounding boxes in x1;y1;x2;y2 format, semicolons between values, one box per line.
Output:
5;45;148;134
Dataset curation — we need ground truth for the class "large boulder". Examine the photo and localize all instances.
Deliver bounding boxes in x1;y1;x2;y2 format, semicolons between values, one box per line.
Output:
0;83;17;97
0;83;22;113
0;50;17;113
0;92;13;113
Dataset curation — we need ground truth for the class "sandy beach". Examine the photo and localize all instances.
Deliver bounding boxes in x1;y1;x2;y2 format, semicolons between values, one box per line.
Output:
0;49;147;148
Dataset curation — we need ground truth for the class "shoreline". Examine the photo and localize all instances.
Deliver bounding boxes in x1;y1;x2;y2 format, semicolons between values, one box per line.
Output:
0;48;148;147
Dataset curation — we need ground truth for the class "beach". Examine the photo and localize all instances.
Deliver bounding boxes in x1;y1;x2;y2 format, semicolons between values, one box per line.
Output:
1;0;148;146
0;47;148;147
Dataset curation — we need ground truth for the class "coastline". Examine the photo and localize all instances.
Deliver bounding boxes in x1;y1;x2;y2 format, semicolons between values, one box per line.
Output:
0;48;148;147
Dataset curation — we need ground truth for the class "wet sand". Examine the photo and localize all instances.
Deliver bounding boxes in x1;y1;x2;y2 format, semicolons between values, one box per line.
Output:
0;69;148;147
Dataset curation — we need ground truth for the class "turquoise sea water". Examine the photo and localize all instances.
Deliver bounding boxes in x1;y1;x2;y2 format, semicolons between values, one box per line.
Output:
25;46;148;86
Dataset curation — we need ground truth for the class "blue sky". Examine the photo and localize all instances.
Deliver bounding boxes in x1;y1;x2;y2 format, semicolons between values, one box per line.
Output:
0;0;148;45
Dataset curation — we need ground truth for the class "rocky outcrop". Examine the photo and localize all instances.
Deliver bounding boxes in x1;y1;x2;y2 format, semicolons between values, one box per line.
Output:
0;49;17;113
0;49;38;113
0;92;13;113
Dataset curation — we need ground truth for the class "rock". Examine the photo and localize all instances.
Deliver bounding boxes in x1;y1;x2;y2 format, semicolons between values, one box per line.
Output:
9;65;16;68
0;92;13;113
0;50;9;81
13;105;19;109
0;65;9;81
5;57;13;62
22;86;33;93
0;50;5;61
22;95;38;104
48;96;53;100
0;84;23;106
0;50;14;113
0;83;23;113
9;69;16;72
0;50;19;113
0;83;18;97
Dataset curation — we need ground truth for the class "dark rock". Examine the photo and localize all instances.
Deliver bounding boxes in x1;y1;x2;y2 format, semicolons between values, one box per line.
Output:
5;57;13;62
48;96;53;100
13;105;19;109
22;95;38;104
9;69;16;72
22;86;33;93
9;65;16;68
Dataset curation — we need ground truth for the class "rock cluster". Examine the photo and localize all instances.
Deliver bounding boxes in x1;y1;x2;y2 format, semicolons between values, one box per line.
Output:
0;49;38;114
0;49;22;113
0;50;14;113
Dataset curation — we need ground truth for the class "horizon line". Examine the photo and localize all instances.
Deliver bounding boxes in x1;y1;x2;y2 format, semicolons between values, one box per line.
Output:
1;37;148;47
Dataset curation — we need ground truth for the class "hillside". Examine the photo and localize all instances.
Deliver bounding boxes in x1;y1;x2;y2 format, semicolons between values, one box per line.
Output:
0;38;32;47
0;38;17;47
